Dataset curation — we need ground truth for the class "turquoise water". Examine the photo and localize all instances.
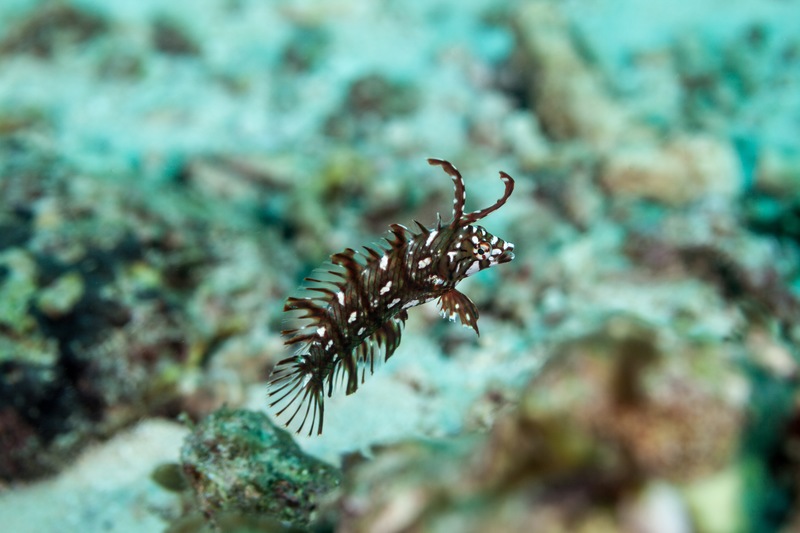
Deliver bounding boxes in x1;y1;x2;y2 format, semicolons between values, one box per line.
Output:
0;1;798;531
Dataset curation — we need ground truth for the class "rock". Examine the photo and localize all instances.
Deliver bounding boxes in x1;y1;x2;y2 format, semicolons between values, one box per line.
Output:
600;135;742;204
180;408;340;529
512;1;634;150
35;271;85;319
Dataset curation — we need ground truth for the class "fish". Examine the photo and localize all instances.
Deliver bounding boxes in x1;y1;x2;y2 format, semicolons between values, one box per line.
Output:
268;158;515;435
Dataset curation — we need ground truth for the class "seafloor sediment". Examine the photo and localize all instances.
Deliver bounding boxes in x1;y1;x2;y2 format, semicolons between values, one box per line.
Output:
0;1;798;532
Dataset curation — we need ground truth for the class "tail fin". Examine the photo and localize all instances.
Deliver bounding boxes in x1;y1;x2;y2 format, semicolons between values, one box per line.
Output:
267;353;326;436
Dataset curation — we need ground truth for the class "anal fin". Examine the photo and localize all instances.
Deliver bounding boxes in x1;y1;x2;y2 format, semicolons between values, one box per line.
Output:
438;289;480;335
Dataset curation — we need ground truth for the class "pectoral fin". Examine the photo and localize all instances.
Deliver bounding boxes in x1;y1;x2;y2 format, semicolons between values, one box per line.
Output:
438;289;480;335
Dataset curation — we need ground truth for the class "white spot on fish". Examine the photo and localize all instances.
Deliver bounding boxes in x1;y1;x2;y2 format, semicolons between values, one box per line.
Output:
388;298;400;308
357;327;365;335
447;251;457;262
337;291;345;305
379;255;388;270
316;326;326;337
490;235;498;245
348;311;357;323
380;281;392;294
425;231;438;247
402;299;419;309
465;261;481;277
418;257;432;268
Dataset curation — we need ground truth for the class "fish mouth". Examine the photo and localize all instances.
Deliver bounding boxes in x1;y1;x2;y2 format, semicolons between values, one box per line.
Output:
497;242;515;263
497;251;514;264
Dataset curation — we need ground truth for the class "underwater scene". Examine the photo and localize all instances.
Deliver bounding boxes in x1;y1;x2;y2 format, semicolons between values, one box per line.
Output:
1;0;799;532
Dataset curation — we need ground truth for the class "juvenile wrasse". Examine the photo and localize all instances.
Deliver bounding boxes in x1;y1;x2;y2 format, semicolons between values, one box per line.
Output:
268;158;515;435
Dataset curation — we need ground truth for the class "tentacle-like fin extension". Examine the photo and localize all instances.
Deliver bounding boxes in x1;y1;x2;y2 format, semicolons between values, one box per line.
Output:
462;171;514;225
438;289;480;335
427;158;514;227
427;158;465;224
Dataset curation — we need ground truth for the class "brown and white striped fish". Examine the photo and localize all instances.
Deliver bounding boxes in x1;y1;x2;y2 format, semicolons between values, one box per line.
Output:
268;158;515;435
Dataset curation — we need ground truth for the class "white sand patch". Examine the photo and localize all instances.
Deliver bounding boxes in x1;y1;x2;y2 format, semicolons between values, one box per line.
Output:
0;420;187;533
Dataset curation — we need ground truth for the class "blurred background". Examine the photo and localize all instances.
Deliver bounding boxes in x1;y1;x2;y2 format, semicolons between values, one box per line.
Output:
0;0;799;531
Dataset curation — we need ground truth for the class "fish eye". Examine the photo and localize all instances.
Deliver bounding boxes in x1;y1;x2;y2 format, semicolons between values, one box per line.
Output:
477;242;490;255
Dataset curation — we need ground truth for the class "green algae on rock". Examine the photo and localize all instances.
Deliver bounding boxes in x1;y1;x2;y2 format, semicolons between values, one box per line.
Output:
0;138;226;481
179;408;340;529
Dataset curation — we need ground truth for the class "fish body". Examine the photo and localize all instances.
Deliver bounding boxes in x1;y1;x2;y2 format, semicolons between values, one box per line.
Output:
269;158;515;435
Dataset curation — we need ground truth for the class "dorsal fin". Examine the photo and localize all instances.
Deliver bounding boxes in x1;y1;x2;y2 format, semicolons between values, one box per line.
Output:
331;247;362;279
306;286;336;298
362;246;382;260
387;223;410;247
